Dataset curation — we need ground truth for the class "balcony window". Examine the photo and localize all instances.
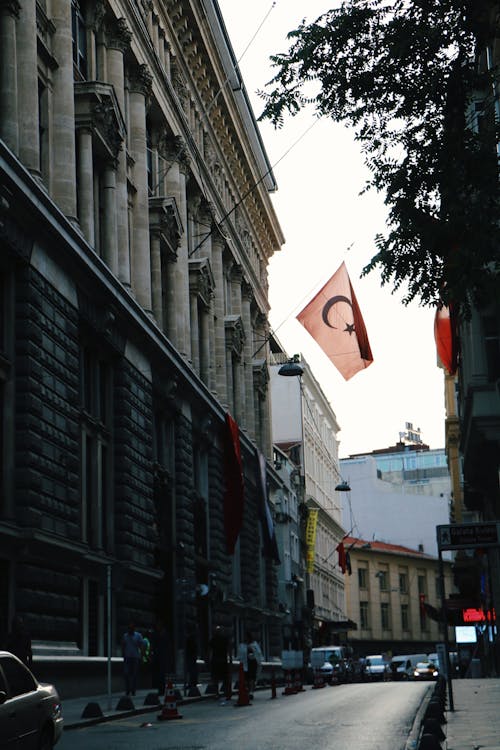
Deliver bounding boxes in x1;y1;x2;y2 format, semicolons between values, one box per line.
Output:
72;1;88;80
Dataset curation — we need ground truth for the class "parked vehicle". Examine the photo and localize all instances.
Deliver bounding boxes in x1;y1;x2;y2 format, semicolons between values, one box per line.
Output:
365;654;390;680
413;661;439;680
310;645;354;684
390;653;428;680
0;651;64;748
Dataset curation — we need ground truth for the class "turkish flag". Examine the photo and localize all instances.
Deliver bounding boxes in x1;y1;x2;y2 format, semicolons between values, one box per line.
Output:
434;304;458;375
223;412;245;555
297;262;373;380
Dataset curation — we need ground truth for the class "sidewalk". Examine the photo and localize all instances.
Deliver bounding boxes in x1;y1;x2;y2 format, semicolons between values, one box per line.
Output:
443;677;500;750
62;684;215;730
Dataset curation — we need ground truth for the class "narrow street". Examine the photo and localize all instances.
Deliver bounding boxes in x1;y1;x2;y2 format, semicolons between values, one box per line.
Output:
60;681;431;750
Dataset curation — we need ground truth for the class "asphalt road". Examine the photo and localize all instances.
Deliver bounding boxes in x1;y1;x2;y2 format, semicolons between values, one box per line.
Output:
59;681;431;750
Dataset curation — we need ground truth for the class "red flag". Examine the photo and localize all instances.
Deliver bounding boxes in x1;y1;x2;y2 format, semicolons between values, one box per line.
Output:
297;262;373;380
223;412;245;555
434;304;458;375
336;542;347;574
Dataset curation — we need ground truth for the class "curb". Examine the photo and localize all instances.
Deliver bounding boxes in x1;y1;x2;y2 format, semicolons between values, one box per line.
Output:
405;684;434;750
64;692;214;730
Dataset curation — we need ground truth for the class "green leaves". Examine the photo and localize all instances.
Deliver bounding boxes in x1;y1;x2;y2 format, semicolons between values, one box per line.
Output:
259;0;500;315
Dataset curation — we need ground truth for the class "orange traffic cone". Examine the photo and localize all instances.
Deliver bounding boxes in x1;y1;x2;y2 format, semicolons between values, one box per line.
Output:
234;661;251;707
157;679;183;720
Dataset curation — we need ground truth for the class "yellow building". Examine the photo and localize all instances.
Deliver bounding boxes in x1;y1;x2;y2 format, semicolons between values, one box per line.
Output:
343;537;454;656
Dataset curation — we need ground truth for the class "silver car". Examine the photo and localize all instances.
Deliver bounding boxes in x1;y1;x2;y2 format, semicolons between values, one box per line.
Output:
0;651;63;749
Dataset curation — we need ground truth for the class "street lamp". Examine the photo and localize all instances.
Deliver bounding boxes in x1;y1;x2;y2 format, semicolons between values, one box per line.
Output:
278;359;304;378
335;480;351;492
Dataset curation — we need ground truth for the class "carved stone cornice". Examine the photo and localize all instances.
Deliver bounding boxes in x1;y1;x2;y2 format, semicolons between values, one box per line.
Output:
106;16;132;53
74;81;125;160
253;359;269;396
171;62;188;113
241;279;254;303
158;133;190;174
149;196;183;259
189;258;215;309
0;0;20;18
90;0;107;32
128;63;153;98
224;315;245;357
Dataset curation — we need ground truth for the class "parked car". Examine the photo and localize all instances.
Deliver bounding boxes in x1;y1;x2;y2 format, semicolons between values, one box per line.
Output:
365;654;390;680
412;661;439;680
0;651;64;748
310;646;354;684
390;653;428;680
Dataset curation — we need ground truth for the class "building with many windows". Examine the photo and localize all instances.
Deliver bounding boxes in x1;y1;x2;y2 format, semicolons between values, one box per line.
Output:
0;0;285;670
340;441;452;557
270;350;347;647
343;537;454;656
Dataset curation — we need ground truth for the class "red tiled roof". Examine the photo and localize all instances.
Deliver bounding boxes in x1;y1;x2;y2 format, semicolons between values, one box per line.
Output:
343;536;435;559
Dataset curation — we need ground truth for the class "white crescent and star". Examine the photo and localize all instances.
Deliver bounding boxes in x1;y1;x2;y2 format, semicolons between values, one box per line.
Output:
321;296;356;335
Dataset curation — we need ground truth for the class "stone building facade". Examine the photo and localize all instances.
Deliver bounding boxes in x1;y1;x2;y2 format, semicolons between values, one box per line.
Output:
0;0;285;667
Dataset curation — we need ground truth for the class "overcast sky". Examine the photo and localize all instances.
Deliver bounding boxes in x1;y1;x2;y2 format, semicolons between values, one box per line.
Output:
217;0;446;458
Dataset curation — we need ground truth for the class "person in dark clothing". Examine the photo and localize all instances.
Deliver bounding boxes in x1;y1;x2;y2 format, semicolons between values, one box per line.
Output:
6;616;32;667
208;625;230;695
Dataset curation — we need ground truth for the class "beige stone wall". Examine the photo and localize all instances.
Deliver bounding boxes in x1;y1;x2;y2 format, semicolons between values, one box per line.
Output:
345;544;454;648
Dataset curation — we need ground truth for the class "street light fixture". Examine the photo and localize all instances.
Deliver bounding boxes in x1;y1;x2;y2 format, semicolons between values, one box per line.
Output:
278;359;304;377
335;480;351;492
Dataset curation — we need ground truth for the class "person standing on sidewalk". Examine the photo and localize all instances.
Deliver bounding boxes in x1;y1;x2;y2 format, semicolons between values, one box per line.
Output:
238;631;263;698
121;622;145;696
208;625;231;696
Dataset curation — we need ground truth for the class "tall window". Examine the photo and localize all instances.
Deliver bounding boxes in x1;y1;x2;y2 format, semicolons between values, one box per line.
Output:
378;568;388;591
401;603;409;631
399;571;408;594
358;567;367;589
71;1;88;79
360;601;370;629
80;343;112;550
381;602;391;631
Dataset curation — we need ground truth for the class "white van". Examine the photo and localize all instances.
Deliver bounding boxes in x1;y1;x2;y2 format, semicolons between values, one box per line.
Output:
390;654;428;680
310;645;352;683
365;654;390;680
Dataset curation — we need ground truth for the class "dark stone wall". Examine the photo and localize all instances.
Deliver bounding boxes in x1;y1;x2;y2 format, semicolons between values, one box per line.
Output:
14;267;80;539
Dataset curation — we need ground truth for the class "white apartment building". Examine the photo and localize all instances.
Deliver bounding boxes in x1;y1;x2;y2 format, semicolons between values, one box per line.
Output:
270;351;347;640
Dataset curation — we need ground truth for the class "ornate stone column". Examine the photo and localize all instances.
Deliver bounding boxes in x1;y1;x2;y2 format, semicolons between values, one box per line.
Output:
17;0;39;171
102;163;118;275
211;235;228;407
230;265;245;420
189;294;200;372
76;128;95;244
150;228;162;324
164;136;191;359
241;281;256;439
51;0;77;218
107;18;132;286
0;0;20;154
128;63;153;312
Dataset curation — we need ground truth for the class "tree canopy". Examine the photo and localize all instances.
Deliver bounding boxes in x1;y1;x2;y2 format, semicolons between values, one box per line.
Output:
259;0;500;315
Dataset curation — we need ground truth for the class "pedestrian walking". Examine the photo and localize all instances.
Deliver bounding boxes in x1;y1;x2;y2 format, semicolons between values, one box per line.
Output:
6;615;32;667
121;622;145;696
208;625;231;696
238;631;263;698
